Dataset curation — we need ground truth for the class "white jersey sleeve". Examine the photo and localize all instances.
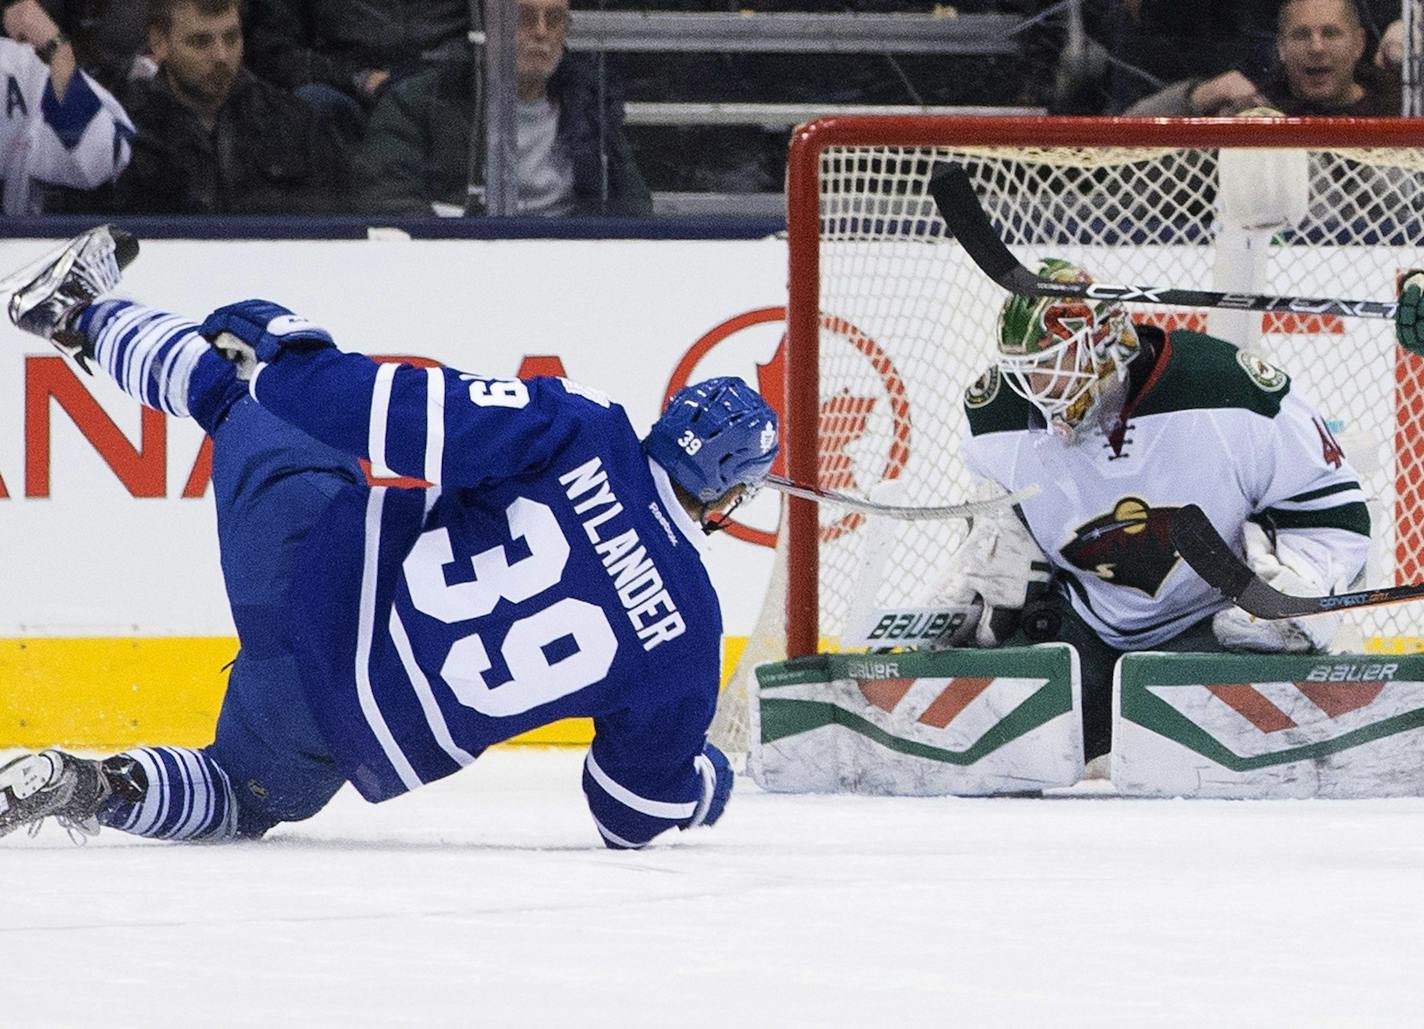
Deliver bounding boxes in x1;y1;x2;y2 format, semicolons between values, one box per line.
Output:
1233;378;1370;589
0;39;134;214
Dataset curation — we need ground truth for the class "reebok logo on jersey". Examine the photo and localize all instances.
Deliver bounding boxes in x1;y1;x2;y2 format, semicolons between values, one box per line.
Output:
1060;497;1183;597
647;502;678;546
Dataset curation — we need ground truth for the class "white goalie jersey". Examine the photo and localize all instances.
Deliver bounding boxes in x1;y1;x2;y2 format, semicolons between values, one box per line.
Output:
960;328;1370;649
0;38;133;214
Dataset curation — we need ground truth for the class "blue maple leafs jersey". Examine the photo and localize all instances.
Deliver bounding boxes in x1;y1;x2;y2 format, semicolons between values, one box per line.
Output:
249;348;724;848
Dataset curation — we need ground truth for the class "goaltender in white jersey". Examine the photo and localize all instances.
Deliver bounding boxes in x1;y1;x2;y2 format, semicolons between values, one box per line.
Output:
0;13;133;215
932;258;1370;760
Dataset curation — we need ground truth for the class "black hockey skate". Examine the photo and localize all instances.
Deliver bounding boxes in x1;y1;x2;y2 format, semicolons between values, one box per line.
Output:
0;750;113;841
4;225;139;373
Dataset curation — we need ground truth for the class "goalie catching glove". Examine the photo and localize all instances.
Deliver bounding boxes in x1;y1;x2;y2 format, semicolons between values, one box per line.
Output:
924;485;1051;648
1212;522;1343;653
200;299;335;380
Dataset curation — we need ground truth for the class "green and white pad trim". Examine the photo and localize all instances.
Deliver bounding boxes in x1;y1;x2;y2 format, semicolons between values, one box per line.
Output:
750;646;1082;795
1113;652;1424;798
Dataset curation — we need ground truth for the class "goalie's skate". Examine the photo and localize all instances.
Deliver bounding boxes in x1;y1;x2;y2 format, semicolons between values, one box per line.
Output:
4;225;139;372
0;750;110;841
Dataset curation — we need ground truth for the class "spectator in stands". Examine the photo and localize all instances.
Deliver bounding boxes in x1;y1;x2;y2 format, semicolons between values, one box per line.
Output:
355;0;650;217
0;0;133;214
244;0;469;141
1375;15;1404;75
1052;0;1400;115
1125;0;1400;117
1071;0;1281;114
111;0;351;214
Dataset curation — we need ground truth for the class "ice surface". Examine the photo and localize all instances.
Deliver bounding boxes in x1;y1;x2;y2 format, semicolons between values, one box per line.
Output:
4;747;1423;1028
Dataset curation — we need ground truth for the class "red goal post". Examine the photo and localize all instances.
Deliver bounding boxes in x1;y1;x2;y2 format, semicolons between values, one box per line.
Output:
780;114;1424;660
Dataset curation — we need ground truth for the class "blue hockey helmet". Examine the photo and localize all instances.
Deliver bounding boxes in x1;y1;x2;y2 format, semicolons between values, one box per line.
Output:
644;376;779;503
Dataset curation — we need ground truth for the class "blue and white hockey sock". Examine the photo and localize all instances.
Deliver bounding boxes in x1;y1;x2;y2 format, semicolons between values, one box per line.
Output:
99;746;239;842
76;300;241;433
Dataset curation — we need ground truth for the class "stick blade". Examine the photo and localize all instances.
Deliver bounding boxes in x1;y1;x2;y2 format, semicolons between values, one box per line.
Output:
1169;504;1254;601
927;163;1023;286
1171;503;1329;619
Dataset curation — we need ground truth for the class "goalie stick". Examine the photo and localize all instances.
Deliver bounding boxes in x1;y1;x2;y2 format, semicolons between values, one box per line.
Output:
765;475;1038;521
1170;503;1424;617
927;163;1398;321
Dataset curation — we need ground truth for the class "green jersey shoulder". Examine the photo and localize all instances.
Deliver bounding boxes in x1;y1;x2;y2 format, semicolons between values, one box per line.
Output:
962;366;1034;436
1133;330;1292;419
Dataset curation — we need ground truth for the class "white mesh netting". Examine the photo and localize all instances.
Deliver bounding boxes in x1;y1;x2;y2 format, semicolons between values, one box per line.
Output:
713;134;1424;755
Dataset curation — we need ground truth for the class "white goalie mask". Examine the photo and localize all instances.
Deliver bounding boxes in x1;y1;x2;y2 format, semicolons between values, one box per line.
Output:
995;259;1140;442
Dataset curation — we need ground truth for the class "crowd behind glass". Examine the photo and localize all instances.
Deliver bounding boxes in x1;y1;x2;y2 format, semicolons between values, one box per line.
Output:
0;0;1411;219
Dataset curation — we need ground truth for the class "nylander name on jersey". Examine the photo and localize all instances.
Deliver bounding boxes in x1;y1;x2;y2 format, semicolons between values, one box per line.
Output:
557;454;687;652
254;349;723;846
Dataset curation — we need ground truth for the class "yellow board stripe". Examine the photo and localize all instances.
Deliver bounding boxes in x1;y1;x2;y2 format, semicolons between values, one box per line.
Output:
0;636;752;750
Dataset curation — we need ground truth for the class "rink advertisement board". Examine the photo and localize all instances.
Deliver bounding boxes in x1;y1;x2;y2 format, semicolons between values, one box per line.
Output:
749;646;1084;795
0;234;789;747
1113;652;1424;798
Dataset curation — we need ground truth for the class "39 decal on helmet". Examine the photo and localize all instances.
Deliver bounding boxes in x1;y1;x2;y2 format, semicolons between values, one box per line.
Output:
995;258;1140;440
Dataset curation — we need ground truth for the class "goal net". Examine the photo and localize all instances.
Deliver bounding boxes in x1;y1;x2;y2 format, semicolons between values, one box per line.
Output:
712;115;1424;754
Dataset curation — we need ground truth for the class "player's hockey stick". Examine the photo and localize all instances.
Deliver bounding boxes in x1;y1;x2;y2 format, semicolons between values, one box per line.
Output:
765;475;1038;521
1170;503;1424;617
927;163;1398;321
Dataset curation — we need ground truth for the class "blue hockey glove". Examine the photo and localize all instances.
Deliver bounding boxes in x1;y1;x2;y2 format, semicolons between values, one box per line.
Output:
1396;270;1424;357
683;742;733;830
200;299;334;378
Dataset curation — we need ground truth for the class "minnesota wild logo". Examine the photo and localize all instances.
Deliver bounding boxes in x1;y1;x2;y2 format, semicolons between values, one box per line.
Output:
964;367;1000;409
1061;497;1182;596
1235;351;1288;392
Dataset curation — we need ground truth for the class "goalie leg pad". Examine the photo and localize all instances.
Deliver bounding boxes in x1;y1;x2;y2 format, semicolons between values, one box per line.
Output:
749;645;1083;795
1113;651;1424;798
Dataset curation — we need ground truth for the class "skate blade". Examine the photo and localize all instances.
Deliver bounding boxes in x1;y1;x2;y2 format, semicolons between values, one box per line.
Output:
0;242;72;302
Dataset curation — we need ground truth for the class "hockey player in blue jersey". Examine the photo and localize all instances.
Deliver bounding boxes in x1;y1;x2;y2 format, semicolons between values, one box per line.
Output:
0;226;778;849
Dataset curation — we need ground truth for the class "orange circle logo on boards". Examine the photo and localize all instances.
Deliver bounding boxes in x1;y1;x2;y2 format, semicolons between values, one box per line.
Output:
665;307;911;548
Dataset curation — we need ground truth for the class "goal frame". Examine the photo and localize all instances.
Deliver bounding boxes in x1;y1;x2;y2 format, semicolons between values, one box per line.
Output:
783;114;1424;659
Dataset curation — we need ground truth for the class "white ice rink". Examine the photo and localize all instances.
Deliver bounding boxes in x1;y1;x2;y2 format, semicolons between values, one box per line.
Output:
5;746;1424;1028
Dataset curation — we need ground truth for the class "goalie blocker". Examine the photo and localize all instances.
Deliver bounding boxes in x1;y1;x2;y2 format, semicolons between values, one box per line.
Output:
751;646;1424;798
